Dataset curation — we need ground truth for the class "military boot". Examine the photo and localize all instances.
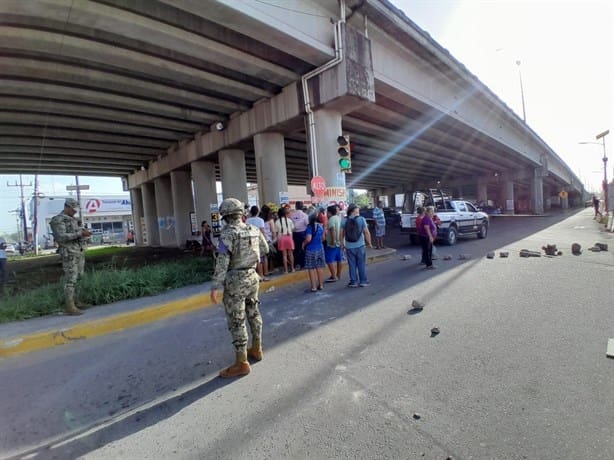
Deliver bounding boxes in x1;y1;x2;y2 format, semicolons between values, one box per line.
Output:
219;351;251;378
247;338;263;362
65;297;84;316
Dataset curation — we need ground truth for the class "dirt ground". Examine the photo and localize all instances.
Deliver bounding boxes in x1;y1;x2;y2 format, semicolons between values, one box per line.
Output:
2;246;201;296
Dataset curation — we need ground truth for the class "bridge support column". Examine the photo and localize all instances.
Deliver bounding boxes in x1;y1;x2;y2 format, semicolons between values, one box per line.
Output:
141;182;159;247
192;161;218;227
560;189;569;209
130;187;144;246
171;171;194;247
500;173;515;214
311;109;344;195
530;168;545;215
220;149;248;204
154;176;176;247
477;177;488;205
254;132;288;206
543;185;552;210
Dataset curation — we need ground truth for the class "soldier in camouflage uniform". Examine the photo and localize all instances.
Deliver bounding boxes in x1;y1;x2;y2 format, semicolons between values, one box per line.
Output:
210;198;269;378
49;198;92;316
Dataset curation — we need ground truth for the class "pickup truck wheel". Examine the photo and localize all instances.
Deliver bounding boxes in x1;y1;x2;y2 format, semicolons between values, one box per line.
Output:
446;226;458;245
477;223;488;239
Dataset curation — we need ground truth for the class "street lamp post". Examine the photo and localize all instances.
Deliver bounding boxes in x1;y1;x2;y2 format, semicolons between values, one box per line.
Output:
596;130;609;214
580;129;609;214
516;60;526;123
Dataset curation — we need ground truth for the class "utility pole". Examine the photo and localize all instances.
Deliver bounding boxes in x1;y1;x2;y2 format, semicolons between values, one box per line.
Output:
66;177;89;226
75;175;82;210
7;175;32;243
516;60;527;123
33;175;40;255
596;129;609;214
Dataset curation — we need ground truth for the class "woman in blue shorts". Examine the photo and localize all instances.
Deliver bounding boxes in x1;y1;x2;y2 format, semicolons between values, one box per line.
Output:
302;213;325;292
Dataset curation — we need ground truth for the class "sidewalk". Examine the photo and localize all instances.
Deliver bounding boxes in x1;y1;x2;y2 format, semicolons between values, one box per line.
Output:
0;246;396;359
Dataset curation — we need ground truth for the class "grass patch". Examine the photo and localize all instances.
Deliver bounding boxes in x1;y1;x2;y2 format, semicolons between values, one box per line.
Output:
0;257;214;324
85;246;134;256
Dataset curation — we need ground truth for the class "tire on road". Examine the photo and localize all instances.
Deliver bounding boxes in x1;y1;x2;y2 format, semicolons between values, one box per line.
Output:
446;226;458;245
477;222;488;239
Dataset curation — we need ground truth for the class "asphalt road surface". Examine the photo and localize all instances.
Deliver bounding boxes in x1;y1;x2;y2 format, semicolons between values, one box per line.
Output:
1;208;613;459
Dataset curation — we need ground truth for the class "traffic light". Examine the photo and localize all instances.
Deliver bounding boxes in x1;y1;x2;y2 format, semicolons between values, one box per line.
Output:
337;135;351;173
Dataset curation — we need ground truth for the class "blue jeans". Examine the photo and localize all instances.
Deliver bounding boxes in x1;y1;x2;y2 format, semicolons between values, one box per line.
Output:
292;231;306;268
346;245;367;285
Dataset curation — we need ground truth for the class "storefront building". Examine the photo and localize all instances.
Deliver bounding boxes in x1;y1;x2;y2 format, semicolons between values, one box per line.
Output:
31;195;133;246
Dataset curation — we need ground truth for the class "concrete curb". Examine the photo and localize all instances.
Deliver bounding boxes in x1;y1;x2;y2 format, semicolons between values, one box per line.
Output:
0;248;395;359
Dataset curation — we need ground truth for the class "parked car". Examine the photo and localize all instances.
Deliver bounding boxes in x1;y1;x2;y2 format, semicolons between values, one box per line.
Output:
3;243;15;254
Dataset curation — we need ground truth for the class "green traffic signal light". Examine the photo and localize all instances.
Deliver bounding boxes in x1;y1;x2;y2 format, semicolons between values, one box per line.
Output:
337;134;351;173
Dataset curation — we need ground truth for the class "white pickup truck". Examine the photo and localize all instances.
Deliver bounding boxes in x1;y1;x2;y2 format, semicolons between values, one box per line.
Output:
400;190;489;245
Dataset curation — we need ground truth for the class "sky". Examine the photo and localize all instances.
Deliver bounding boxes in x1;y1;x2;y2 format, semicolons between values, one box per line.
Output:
0;175;125;234
0;0;612;234
395;0;613;191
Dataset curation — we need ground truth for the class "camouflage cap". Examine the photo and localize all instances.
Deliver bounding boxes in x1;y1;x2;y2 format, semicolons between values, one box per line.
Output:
65;198;80;209
219;198;244;217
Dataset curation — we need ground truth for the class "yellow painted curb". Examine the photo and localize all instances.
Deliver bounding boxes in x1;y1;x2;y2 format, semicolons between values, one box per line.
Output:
0;274;309;359
0;293;213;359
0;250;394;359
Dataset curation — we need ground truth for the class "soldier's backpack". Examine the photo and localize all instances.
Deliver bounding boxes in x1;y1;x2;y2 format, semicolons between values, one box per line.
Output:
344;217;362;243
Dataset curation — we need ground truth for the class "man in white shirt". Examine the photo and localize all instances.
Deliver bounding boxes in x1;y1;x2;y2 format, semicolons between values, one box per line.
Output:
245;205;268;281
290;201;309;269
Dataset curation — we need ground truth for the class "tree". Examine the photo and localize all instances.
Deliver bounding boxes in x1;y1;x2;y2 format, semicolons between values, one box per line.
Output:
0;232;19;242
353;193;370;208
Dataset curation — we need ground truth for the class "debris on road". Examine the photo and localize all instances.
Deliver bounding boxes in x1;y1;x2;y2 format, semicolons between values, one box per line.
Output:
458;254;472;260
499;251;509;258
430;327;440;336
486;251;495;259
588;243;609;252
519;249;541;257
408;300;425;315
571;243;582;255
443;254;453;260
400;254;412;260
607;339;614;359
413;413;421;420
541;244;562;256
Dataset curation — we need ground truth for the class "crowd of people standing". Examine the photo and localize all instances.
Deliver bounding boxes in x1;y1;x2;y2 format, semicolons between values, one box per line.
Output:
202;199;377;290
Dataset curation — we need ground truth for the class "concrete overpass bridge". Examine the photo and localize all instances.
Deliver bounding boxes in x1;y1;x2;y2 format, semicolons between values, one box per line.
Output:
0;0;585;246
